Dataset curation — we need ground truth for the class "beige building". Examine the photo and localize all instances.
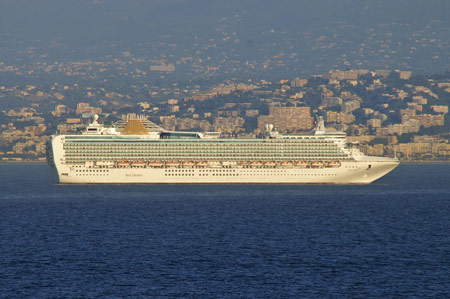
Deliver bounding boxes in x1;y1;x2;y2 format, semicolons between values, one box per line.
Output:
326;111;355;124
375;70;392;78
257;107;312;132
375;70;412;80
322;96;342;108
367;144;385;156
367;118;382;128
407;102;423;112
431;105;448;114
341;100;360;113
245;109;259;117
323;69;369;80
150;63;175;72
403;114;444;128
412;96;427;105
66;118;81;124
213;117;245;133
170;105;180;113
290;78;308;88
76;102;102;115
394;70;412;80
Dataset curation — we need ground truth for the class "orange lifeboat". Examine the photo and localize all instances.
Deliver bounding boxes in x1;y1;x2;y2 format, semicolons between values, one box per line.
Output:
295;161;309;168
182;161;195;168
117;161;130;168
166;161;180;167
264;161;277;167
310;161;324;168
249;161;263;168
280;161;294;167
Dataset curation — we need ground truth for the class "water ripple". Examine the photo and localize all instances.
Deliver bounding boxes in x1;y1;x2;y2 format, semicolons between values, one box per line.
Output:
1;163;450;297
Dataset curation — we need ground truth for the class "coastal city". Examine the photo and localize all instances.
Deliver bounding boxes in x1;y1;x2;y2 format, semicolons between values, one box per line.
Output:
2;67;450;162
3;2;450;298
2;1;450;164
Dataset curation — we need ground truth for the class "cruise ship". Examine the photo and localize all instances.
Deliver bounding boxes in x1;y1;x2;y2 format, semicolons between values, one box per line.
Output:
47;114;399;184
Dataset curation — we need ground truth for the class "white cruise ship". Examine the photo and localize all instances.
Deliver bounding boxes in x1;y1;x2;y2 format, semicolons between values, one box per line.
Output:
47;114;399;184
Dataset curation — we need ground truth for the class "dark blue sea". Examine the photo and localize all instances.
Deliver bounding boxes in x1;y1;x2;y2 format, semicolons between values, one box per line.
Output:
1;163;450;298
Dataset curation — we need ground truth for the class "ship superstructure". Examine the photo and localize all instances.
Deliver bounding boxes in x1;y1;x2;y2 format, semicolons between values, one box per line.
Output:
47;114;399;184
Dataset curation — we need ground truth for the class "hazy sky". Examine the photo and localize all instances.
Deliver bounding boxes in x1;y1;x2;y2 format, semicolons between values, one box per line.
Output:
1;0;450;76
2;0;448;45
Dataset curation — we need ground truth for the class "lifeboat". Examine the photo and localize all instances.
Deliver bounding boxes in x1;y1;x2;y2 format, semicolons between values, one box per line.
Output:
208;161;222;168
250;161;263;168
182;161;195;168
166;161;180;167
264;161;277;167
132;161;146;168
310;161;324;168
326;161;341;168
149;160;164;168
237;161;248;168
295;161;309;168
117;161;130;168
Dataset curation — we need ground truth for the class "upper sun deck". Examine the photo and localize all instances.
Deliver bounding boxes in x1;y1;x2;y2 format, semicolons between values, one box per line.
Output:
79;114;222;140
263;116;347;141
77;114;346;143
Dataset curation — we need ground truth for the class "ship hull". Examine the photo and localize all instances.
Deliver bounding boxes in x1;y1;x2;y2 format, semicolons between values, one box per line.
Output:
51;160;398;184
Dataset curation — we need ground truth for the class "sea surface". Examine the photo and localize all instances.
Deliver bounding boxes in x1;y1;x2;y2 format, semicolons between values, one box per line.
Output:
1;163;449;298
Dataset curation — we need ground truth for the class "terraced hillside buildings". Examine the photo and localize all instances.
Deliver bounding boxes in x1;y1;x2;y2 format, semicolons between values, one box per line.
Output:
2;69;450;162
